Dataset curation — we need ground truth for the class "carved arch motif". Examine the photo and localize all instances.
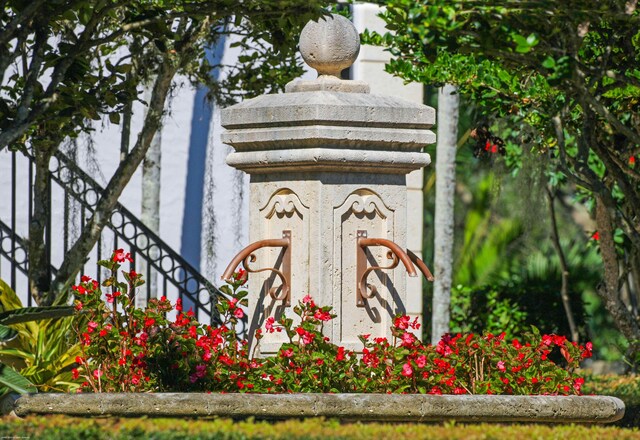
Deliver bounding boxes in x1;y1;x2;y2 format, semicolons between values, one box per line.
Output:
260;188;309;219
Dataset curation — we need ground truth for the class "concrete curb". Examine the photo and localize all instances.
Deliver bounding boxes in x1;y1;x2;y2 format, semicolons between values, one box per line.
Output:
13;393;625;423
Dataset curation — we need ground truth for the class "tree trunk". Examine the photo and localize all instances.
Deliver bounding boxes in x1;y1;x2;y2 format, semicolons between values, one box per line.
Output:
546;187;579;342
51;60;178;297
139;83;162;307
594;195;640;365
432;84;459;344
28;146;53;305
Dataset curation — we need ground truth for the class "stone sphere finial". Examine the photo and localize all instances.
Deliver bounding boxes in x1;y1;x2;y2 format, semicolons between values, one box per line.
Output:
299;14;360;78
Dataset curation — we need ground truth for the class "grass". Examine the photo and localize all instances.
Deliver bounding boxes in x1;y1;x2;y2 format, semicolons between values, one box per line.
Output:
0;416;637;439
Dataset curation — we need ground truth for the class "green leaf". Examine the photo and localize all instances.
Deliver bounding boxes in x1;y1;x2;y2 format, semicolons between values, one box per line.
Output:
0;306;75;325
0;325;17;342
0;364;37;394
108;112;120;125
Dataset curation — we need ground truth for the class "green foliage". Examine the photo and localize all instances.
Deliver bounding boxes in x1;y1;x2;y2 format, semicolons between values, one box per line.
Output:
74;252;590;395
1;0;333;150
0;279;80;394
370;0;640;360
0;416;638;439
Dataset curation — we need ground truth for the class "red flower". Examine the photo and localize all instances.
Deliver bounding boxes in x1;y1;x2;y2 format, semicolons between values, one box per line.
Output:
281;348;294;358
591;231;600;241
144;317;155;328
296;327;315;345
429;386;442;395
233;308;244;319
72;368;80;380
336;346;346;361
80;275;92;283
630;156;636;165
401;362;413;377
394;316;410;330
573;377;585;393
401;332;416;347
87;321;98;333
265;316;276;333
105;291;121;303
313;310;332;321
112;249;133;263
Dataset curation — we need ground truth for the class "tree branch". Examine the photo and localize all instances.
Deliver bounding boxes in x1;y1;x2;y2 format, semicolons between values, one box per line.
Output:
546;187;579;342
52;18;210;295
0;0;47;47
52;58;178;296
582;89;640;146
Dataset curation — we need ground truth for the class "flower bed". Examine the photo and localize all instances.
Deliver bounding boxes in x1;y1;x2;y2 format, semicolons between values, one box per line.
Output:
69;250;593;396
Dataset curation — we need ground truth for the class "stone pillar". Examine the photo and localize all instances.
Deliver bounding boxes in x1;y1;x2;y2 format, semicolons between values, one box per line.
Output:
221;14;435;355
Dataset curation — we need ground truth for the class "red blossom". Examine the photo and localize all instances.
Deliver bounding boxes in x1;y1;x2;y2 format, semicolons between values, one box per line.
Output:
281;348;294;358
313;310;332;321
112;249;133;263
394;316;410;330
401;362;413;377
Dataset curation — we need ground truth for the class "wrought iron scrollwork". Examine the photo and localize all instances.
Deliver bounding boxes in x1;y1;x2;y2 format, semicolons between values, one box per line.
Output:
221;230;292;306
3;149;227;327
356;230;425;307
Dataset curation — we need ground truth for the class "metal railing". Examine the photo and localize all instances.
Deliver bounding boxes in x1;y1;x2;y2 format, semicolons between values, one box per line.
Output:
0;148;227;326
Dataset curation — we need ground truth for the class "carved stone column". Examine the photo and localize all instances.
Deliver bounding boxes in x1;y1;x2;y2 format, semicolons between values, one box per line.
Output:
221;14;435;355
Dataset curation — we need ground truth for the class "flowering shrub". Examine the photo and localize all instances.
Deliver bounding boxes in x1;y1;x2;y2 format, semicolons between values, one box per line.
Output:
71;250;592;395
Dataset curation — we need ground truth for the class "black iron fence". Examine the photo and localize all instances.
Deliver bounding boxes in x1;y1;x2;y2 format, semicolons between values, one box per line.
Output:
0;148;225;326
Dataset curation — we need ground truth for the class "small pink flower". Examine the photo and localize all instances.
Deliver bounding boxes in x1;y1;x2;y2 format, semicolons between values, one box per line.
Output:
401;362;413;377
87;321;98;333
497;361;506;372
265;316;276;333
302;294;313;304
401;332;416;347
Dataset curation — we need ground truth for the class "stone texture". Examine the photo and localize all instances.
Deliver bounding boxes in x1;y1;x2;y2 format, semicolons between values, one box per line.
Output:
220;14;435;357
226;149;430;175
299;14;360;77
286;77;370;94
221;91;435;132
13;393;625;424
